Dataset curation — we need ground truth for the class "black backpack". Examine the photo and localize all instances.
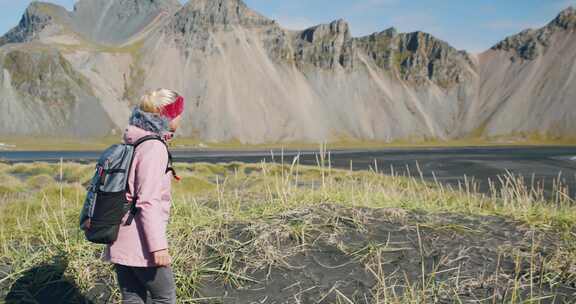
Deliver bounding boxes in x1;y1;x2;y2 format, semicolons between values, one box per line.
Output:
79;135;176;244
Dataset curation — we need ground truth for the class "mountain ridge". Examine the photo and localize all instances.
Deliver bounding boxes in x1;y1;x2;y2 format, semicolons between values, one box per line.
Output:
0;1;574;143
4;2;574;51
492;6;576;60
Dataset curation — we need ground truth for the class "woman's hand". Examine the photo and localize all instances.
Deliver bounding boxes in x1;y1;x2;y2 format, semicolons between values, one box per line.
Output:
153;249;171;267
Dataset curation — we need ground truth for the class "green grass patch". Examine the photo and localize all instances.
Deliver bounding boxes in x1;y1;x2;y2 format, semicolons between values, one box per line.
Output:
26;174;56;190
186;163;228;177
59;163;93;184
0;174;25;195
8;163;55;177
173;175;216;194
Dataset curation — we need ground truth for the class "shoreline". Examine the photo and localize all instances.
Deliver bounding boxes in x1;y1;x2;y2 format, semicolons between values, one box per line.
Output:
1;136;576;152
1;143;576;153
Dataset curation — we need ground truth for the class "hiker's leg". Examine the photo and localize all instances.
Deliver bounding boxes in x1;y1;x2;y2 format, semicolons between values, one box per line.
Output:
133;266;176;304
115;264;147;304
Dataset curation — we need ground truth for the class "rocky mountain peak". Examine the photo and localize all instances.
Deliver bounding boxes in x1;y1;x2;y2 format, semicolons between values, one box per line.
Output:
551;6;576;29
492;7;576;60
164;0;274;52
356;29;473;88
289;19;354;70
23;1;64;15
382;27;398;37
174;0;272;27
492;30;548;60
300;19;351;43
0;2;69;46
1;0;181;47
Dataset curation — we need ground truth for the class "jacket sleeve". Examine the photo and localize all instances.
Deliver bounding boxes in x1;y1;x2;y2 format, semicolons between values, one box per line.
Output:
133;141;169;253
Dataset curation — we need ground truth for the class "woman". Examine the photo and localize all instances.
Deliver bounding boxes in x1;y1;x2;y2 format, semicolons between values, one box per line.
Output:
104;89;184;304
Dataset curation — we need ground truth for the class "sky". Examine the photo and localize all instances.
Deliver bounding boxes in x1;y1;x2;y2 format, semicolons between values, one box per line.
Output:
0;0;574;53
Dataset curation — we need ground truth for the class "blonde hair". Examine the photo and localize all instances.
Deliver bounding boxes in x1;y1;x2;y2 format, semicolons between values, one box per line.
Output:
139;89;180;113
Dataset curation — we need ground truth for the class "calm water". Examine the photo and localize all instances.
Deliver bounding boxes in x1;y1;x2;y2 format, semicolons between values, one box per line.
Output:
2;146;576;198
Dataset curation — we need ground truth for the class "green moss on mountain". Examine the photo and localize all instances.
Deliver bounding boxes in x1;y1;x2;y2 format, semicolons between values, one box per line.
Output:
2;47;92;107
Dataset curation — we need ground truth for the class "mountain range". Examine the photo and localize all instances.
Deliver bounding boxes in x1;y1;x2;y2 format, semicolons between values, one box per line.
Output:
0;0;575;144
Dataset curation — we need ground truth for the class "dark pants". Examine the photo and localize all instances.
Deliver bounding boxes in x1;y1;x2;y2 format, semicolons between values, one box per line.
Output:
114;264;176;304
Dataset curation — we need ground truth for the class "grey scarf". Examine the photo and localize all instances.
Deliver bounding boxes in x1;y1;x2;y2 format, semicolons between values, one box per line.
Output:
128;107;170;134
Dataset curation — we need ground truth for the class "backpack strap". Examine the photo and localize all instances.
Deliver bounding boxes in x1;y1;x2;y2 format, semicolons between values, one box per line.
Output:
165;150;180;181
125;135;177;226
132;135;176;174
132;134;163;148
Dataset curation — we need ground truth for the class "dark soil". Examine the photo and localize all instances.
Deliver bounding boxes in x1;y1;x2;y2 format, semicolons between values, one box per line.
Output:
194;205;575;303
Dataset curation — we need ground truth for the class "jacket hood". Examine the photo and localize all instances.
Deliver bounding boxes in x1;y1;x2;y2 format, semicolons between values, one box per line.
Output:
122;125;173;145
123;125;155;145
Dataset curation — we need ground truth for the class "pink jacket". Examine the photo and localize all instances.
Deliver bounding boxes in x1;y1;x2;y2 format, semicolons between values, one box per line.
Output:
103;125;172;267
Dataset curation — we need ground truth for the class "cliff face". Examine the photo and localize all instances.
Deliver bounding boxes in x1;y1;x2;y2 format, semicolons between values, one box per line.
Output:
0;2;71;46
164;0;273;53
0;0;574;143
356;28;475;89
461;7;576;140
290;19;354;70
492;7;576;61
